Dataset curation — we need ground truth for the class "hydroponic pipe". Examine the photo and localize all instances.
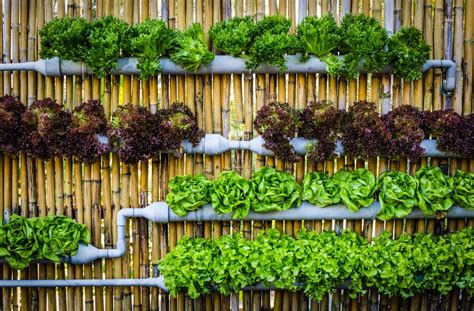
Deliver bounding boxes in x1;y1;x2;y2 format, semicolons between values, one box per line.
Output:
0;275;348;293
181;134;457;158
0;56;456;92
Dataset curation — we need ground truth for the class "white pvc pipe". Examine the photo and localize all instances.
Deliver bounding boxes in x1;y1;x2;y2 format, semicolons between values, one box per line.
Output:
181;134;458;158
0;57;456;92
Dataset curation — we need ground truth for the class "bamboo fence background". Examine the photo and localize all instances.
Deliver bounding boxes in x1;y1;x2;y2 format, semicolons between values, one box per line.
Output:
0;0;473;310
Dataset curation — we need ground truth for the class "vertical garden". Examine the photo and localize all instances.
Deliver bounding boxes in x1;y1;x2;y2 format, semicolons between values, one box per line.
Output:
0;0;473;310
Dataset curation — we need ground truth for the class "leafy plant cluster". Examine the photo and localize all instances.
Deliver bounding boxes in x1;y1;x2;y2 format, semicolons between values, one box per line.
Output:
0;96;204;164
40;16;214;79
0;214;90;270
166;167;302;218
254;101;474;162
166;166;473;220
159;228;474;300
39;14;429;80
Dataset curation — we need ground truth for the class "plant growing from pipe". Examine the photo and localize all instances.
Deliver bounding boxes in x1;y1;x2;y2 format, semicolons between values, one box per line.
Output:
452;170;474;209
109;104;160;163
166;174;212;217
249;167;302;212
377;171;418;220
414;166;453;215
156;102;204;156
209;16;257;57
69;100;109;163
0;95;27;154
332;168;376;212
299;100;344;161
254;102;301;162
211;171;251;219
21;98;72;160
302;171;340;207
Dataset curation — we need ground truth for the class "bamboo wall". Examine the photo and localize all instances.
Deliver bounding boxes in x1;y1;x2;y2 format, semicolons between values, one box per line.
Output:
0;0;473;310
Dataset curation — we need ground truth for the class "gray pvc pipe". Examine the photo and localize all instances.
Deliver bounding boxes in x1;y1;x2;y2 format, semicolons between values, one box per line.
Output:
0;275;168;290
1;200;472;265
0;57;456;92
181;134;457;158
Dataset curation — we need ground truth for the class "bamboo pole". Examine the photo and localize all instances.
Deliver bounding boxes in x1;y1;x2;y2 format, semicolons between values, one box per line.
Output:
433;0;444;111
412;0;424;110
423;0;434;112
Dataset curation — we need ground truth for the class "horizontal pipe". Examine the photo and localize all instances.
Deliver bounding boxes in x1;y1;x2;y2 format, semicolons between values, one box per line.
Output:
181;134;459;158
0;274;349;292
0;56;456;92
1;201;472;266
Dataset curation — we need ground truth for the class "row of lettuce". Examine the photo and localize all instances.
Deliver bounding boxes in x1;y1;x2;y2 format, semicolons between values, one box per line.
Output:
40;13;430;80
166;166;473;220
1;95;473;163
256;101;474;162
0;215;90;270
159;228;474;300
0;95;203;163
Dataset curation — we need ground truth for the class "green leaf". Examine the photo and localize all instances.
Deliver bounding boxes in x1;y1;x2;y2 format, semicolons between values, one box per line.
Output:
333;168;376;212
209;17;257;57
211;171;251;219
297;14;340;60
302;171;340;207
166;174;212;216
414;166;453;215
452;170;474;209
170;23;215;72
249;167;302;213
377;171;418;220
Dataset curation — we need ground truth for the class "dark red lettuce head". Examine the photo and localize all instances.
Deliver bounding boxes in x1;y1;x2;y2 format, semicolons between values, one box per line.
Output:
299;100;344;161
254;102;301;162
425;109;472;156
70;100;109;163
109;104;160;164
382;105;425;161
341;101;391;159
21;98;72;160
156;102;204;156
0;95;27;154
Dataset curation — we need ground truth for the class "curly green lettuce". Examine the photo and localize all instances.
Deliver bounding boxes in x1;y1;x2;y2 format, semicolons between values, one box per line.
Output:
333;168;376;212
39;17;90;61
86;16;130;77
209;16;257;56
297;14;341;61
166;174;212;217
302;172;340;207
452;170;474;209
249;167;302;213
334;14;389;79
170;23;215;72
377;171;418;220
388;26;430;81
123;19;175;79
211;171;251;219
414;166;453;215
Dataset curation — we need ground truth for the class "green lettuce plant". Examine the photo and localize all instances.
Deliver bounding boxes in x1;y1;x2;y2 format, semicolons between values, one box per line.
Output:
0;215;90;270
414;166;453;215
170;23;215;71
377;171;418;220
296;14;340;61
452;170;474;209
211;171;251;219
209;16;257;56
166;174;212;217
249;167;302;212
332;168;376;212
302;172;340;207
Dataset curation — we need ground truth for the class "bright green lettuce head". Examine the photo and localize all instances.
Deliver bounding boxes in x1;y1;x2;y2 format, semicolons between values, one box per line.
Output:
452;170;474;209
333;168;376;212
166;174;212;217
414;166;453;215
302;171;340;207
211;171;251;219
249;167;302;213
377;171;418;220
